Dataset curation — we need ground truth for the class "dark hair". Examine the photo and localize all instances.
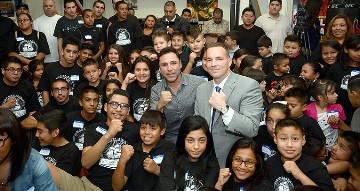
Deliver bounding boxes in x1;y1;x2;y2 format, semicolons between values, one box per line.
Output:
18;13;32;21
266;102;291;118
0;108;31;182
348;74;360;93
80;85;99;100
93;0;105;9
2;56;23;69
101;79;122;105
284;34;301;47
308;79;336;101
51;78;70;90
222;138;266;191
302;133;325;158
275;118;304;136
239;55;260;73
284;87;309;105
217;35;226;43
28;59;44;81
131;56;156;100
62;37;80;50
144;15;157;29
213;8;223;16
139;110;167;130
241;68;265;84
225;30;240;43
339;131;360;158
103;44;130;79
175;115;216;190
302;61;321;77
82;9;93;18
242;7;255;15
282;75;306;90
82;58;99;71
36;109;67;136
320;39;342;66
272;53;289;67
341;34;360;69
80;43;95;53
115;1;128;10
290;185;324;191
257;35;272;48
107;89;129;103
172;31;186;40
204;42;228;54
186;28;203;40
141;46;157;55
182;8;191;15
270;0;282;5
152;29;170;42
64;0;76;8
158;46;180;60
233;48;250;60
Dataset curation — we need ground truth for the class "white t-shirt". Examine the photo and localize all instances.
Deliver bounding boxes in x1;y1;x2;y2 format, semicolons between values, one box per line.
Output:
33;14;62;63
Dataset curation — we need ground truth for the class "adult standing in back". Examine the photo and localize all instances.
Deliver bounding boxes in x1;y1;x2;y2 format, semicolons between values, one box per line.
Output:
154;1;189;35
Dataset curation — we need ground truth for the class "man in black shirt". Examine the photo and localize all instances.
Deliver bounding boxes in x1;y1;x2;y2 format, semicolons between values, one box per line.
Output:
0;57;40;122
0;15;17;64
93;0;110;58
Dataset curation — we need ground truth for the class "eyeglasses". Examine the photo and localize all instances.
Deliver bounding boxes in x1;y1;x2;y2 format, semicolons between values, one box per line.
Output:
5;68;23;73
108;101;129;109
52;87;69;93
17;19;30;23
0;136;9;148
232;158;256;168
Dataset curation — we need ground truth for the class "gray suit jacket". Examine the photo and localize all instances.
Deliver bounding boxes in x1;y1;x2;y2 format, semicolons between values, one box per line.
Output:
194;72;263;166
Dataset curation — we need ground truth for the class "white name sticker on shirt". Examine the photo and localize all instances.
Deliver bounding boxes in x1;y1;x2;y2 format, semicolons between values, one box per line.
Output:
327;110;339;118
39;148;50;156
85;35;92;40
73;120;84;129
25;186;35;191
16;37;24;41
96;24;103;28
153;155;164;165
351;70;360;77
96;126;107;135
71;75;80;81
78;20;84;24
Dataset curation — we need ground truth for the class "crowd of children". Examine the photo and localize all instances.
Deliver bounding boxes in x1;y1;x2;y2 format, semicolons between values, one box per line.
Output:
1;0;360;190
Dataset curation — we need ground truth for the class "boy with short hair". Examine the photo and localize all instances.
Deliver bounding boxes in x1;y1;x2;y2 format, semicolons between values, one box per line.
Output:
183;28;206;74
266;118;336;191
152;30;171;81
76;43;94;67
348;74;360;133
283;34;307;76
257;35;273;74
112;110;175;191
171;30;189;67
65;86;106;150
224;30;240;58
80;9;105;61
265;53;289;98
284;87;326;142
36;109;81;176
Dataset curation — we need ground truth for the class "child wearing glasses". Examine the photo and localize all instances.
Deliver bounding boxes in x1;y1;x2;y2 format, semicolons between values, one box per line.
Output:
215;137;273;191
266;119;335;191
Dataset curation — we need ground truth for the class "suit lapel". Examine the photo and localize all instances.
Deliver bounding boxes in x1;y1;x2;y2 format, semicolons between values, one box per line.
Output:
204;82;213;126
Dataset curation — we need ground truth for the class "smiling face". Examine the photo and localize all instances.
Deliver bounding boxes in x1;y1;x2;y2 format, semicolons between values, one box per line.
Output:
300;63;319;82
187;34;205;53
159;52;182;84
172;35;186;52
231;148;257;181
108;48;119;63
321;46;339;65
35;122;56;146
140;124;165;149
185;129;207;162
241;11;255;26
134;61;151;85
145;16;156;29
274;126;305;161
331;18;348;41
204;46;232;84
104;94;129;122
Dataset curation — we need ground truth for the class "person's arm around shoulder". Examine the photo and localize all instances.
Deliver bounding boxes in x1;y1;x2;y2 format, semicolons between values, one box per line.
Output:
112;144;134;191
82;119;123;169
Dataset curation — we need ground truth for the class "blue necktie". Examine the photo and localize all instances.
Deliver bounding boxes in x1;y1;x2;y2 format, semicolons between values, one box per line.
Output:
210;86;221;132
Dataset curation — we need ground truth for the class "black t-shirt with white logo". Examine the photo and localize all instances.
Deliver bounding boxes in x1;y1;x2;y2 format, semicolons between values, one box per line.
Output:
53;16;83;40
0;78;40;121
84;120;140;191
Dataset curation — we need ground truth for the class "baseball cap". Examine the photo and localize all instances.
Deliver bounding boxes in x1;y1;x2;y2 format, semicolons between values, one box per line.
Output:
16;3;29;10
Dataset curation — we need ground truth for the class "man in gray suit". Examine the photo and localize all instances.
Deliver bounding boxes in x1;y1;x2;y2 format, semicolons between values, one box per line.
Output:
194;43;263;166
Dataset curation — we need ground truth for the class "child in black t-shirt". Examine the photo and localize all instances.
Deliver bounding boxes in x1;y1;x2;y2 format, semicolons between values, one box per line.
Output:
28;59;45;107
266;118;335;191
35;109;81;176
265;53;289;100
257;35;273;75
112;110;175;191
171;31;189;68
183;28;206;75
76;43;94;67
79;9;105;61
283;35;307;76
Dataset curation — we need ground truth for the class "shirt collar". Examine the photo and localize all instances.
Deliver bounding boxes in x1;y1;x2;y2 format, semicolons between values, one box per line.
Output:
213;72;230;90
